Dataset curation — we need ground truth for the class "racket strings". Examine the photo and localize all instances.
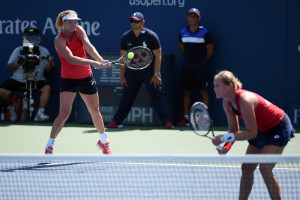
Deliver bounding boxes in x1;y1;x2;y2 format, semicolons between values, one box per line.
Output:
124;48;152;69
190;107;211;133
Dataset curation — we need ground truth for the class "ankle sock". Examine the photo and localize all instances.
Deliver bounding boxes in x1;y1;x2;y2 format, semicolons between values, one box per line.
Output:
99;132;108;144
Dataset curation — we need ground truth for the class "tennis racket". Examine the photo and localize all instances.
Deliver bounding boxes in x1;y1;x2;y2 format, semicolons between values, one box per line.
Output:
189;102;222;150
110;46;153;70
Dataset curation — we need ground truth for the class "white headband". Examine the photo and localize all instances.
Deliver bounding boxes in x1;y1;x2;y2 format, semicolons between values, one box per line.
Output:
62;14;81;21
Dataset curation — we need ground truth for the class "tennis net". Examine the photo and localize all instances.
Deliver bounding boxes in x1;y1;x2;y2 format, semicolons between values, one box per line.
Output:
0;155;299;200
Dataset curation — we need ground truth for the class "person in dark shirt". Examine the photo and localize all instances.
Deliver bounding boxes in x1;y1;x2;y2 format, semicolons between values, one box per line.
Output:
177;8;213;126
108;12;174;129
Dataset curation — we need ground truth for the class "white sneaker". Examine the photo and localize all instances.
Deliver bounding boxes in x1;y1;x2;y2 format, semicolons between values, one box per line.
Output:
8;106;17;121
34;110;49;122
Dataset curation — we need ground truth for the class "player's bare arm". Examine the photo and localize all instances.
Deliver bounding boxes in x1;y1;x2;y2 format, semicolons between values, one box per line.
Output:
213;99;239;145
54;34;100;67
223;99;239;134
236;92;258;141
76;26;107;64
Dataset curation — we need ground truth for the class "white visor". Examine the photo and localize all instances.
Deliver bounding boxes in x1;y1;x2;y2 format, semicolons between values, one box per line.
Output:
62;14;81;21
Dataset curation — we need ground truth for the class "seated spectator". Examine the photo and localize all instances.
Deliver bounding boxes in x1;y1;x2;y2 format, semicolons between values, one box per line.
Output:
0;27;54;121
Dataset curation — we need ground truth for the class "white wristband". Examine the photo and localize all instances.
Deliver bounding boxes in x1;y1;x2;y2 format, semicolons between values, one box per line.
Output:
220;133;235;142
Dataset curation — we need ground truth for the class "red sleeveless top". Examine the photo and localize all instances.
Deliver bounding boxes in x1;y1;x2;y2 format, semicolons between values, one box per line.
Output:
229;89;284;132
57;31;92;79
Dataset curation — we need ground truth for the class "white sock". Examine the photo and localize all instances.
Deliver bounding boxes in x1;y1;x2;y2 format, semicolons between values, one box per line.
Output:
46;138;55;148
99;132;108;144
184;115;189;119
38;108;45;113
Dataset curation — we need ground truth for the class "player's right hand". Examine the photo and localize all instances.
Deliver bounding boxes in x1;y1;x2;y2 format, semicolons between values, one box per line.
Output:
100;60;111;68
212;135;223;146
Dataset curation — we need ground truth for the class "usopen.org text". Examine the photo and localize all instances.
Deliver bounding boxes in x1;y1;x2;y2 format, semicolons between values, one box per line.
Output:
129;0;185;8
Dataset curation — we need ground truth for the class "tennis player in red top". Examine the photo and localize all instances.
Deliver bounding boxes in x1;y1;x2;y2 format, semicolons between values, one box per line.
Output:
212;70;295;200
45;10;112;155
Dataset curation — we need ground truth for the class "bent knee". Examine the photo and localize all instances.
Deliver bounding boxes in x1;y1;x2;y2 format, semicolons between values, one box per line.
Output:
89;106;100;115
58;110;72;122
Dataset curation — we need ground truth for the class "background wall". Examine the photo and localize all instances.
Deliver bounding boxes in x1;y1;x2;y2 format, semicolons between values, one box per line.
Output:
0;0;299;126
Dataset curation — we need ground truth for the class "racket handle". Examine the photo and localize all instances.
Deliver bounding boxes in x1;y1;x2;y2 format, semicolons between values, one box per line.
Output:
216;145;222;150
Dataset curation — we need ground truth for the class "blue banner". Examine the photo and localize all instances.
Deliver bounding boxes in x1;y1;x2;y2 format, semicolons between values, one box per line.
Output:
0;0;299;125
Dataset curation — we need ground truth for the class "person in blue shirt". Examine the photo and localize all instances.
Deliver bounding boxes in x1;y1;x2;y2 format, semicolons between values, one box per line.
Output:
177;8;213;126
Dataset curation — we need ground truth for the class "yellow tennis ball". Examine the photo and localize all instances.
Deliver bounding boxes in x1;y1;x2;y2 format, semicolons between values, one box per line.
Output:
128;52;134;59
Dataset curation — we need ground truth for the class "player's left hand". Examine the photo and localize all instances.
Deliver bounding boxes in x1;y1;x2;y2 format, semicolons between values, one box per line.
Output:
150;75;162;88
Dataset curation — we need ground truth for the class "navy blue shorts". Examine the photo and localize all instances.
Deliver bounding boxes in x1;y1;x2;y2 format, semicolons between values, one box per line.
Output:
60;75;97;95
248;114;295;148
180;59;208;91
